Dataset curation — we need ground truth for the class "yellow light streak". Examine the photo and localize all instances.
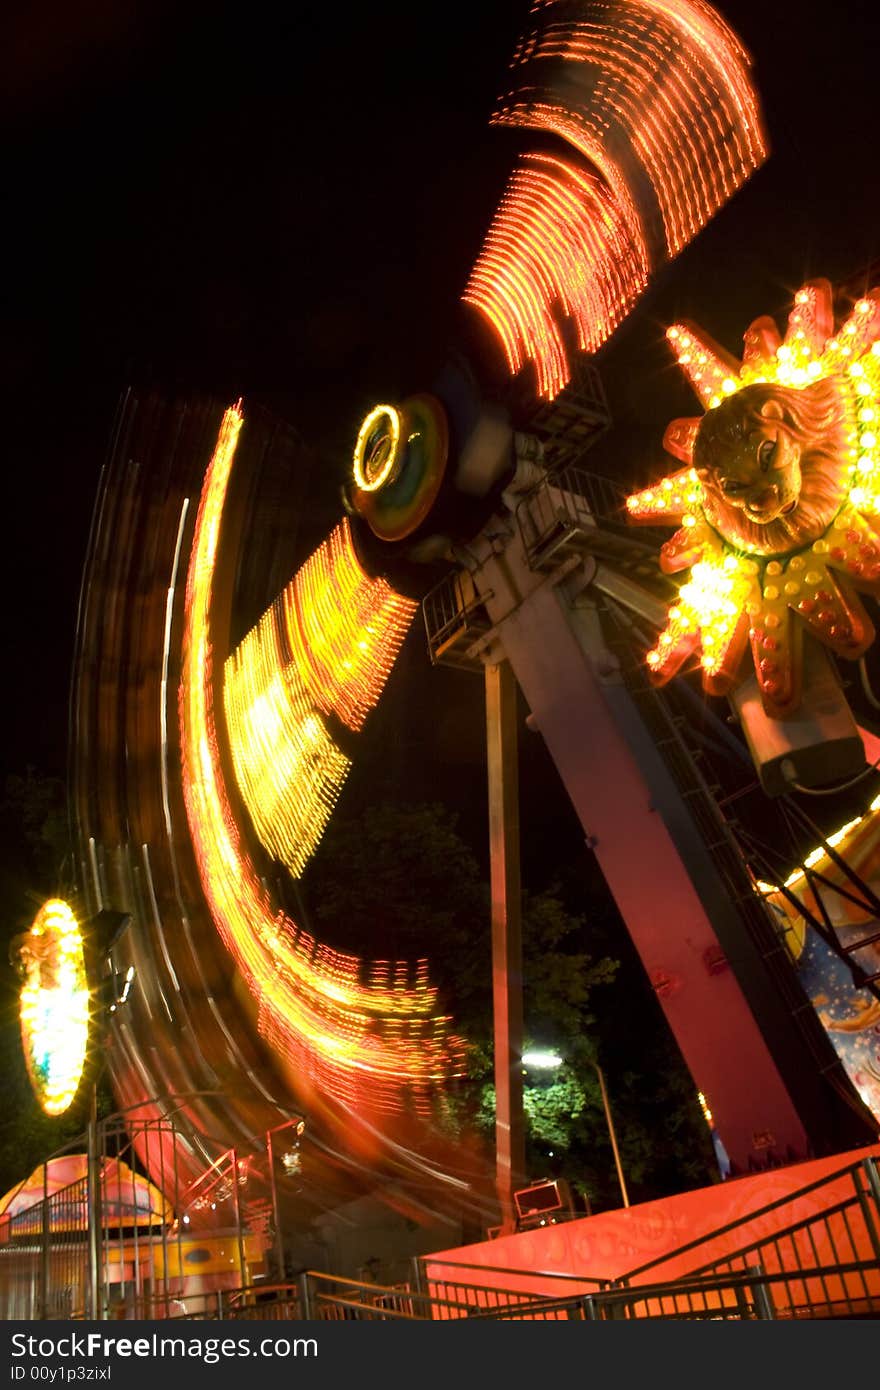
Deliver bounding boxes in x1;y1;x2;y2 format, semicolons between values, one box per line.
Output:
180;408;464;1114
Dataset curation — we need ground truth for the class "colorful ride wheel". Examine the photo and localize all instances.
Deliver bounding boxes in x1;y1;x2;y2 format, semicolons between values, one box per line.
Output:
351;392;449;542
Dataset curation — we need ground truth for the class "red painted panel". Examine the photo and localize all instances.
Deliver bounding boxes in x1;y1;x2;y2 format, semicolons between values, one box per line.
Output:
426;1144;880;1312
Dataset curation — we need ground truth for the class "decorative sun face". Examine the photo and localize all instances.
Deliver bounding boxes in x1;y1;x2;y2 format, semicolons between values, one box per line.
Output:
627;279;880;716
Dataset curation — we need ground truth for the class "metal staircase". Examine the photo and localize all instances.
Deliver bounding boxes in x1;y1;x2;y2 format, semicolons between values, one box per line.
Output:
187;1151;880;1319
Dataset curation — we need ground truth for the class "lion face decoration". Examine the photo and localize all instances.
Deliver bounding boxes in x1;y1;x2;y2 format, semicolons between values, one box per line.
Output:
693;378;854;558
626;280;880;716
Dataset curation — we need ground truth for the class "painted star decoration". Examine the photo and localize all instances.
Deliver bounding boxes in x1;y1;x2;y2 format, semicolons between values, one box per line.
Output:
626;279;880;716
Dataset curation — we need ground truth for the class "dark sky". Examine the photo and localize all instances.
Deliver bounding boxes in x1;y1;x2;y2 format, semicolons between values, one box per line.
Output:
4;1;880;875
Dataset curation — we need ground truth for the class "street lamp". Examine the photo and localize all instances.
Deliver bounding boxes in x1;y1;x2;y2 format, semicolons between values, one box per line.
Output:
522;1048;630;1210
521;1049;563;1070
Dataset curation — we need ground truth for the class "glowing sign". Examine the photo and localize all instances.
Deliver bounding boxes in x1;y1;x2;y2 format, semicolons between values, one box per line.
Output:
17;900;90;1117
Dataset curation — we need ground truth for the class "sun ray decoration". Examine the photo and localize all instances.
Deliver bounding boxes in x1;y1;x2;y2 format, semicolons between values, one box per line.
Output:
180;407;464;1112
463;0;766;400
627;282;880;715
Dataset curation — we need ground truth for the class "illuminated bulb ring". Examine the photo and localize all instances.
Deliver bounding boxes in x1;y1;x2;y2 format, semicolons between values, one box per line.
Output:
353;393;449;543
353;405;402;493
17;899;91;1117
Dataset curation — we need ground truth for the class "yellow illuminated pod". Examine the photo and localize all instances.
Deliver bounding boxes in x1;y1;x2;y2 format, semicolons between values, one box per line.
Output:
285;519;415;733
353;405;402;493
224;606;351;877
224;520;415;876
18;900;90;1116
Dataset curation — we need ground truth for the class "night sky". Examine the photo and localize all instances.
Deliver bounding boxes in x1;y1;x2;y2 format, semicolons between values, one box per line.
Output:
4;1;880;881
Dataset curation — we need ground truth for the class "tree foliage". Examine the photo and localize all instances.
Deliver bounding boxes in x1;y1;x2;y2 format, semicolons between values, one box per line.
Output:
306;800;718;1211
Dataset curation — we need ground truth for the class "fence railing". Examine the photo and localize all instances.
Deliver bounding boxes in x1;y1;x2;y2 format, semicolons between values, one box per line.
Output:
613;1155;880;1319
473;1266;776;1321
514;466;670;573
185;1259;879;1321
0;1113;264;1321
422;567;492;669
5;1112;877;1322
416;1256;605;1313
0;1178;92;1319
296;1270;597;1321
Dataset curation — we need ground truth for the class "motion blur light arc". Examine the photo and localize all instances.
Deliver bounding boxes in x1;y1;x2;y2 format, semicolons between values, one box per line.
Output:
180;407;464;1113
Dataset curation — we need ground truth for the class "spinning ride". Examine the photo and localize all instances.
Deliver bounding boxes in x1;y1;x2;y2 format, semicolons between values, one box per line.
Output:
64;0;878;1229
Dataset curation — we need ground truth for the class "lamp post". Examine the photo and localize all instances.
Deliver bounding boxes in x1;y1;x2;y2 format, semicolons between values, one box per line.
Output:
590;1059;630;1210
265;1117;305;1281
86;1084;102;1320
522;1049;630;1211
87;911;135;1319
13;901;133;1321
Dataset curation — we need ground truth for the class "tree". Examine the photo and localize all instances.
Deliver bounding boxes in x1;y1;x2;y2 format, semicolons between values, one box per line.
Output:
305;800;717;1212
0;767;71;904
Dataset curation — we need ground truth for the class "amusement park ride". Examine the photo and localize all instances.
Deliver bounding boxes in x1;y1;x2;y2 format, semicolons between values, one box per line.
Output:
10;0;880;1303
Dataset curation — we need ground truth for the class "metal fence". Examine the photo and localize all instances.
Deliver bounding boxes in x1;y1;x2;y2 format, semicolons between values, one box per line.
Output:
614;1155;880;1319
416;1257;605;1319
0;1176;91;1319
0;1112;266;1321
4;1112;878;1322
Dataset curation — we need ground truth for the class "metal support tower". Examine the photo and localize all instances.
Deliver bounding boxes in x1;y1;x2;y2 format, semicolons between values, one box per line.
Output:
424;471;878;1172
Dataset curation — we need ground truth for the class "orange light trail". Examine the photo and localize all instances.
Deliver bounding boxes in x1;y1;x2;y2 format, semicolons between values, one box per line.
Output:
517;2;766;253
466;0;766;398
224;520;414;876
180;408;463;1112
464;151;646;399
